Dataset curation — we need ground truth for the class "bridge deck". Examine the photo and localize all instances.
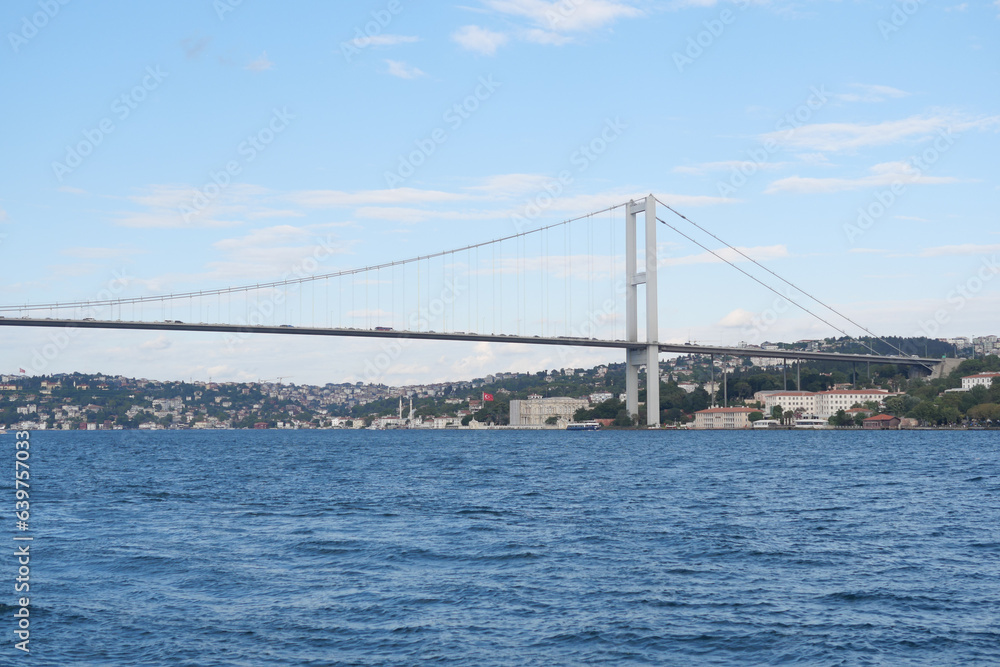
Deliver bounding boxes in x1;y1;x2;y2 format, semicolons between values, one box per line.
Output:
0;317;940;368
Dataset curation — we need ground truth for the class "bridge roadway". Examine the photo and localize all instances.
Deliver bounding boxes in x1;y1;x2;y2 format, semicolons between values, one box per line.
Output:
0;317;940;369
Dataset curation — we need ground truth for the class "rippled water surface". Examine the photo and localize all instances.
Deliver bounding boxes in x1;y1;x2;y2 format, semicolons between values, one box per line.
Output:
6;429;1000;665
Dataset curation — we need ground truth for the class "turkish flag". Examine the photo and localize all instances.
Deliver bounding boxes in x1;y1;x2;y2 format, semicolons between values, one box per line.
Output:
483;393;494;402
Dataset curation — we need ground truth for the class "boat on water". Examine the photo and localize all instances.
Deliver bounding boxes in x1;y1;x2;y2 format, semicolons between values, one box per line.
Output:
566;421;601;431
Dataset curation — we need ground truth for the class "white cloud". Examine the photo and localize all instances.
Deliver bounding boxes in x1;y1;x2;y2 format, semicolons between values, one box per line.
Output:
467;173;556;197
140;335;172;352
245;51;274;72
452;25;510;55
482;0;642;32
718;308;756;327
385;59;426;79
0;207;7;223
673;160;791;176
288;188;471;208
766;161;960;194
660;245;789;267
835;83;910;104
920;243;1000;257
761;114;1000;153
61;247;145;260
522;28;573;45
352;34;419;48
117;183;274;229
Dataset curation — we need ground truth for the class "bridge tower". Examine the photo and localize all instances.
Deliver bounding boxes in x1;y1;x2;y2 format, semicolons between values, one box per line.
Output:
625;195;659;427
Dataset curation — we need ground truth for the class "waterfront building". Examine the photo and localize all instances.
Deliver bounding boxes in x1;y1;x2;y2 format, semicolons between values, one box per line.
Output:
814;389;893;418
692;407;755;429
509;396;590;427
863;414;901;430
763;391;816;416
765;389;894;420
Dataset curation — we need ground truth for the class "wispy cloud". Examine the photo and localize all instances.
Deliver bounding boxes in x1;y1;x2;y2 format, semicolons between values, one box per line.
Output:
920;243;1000;257
385;59;426;79
766;160;960;194
352;34;419;48
660;245;790;267
835;83;910;104
61;246;145;260
181;35;211;59
452;25;510;55
522;28;573;45
673;160;792;176
482;0;642;32
454;1;642;53
761;113;1000;153
116;183;276;229
245;51;274;72
287;188;471;208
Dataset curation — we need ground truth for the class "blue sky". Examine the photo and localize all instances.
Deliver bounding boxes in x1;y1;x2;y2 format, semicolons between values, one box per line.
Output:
1;0;998;385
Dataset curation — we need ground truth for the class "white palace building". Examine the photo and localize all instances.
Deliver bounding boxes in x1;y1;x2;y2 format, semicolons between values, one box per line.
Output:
763;389;898;420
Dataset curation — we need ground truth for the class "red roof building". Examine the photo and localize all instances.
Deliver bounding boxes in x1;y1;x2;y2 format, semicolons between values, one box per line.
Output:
863;414;900;430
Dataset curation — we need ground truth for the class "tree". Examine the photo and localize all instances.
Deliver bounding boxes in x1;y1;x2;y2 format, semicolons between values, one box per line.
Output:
968;403;1000;422
828;409;853;427
612;408;635;428
545;416;559;426
748;411;764;423
771;405;783;421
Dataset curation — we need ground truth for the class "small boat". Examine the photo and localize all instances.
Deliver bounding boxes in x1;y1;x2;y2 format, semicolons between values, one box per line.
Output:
566;421;601;431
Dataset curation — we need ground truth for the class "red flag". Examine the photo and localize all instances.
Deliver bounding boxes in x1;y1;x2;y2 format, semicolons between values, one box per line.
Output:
483;393;494;402
19;368;25;374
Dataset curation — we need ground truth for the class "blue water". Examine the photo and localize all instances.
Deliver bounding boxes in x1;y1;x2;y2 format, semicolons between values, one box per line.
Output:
4;429;999;665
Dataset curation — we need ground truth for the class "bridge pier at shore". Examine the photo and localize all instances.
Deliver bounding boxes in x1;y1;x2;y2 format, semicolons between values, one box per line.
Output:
625;196;660;428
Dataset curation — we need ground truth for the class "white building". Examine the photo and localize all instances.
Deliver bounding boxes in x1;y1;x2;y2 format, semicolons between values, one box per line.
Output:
693;407;755;429
764;389;894;420
962;372;1000;390
814;389;893;418
763;391;816;416
509;396;590;427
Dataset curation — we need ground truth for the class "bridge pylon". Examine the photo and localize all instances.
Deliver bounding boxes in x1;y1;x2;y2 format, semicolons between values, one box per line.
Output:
625;195;659;428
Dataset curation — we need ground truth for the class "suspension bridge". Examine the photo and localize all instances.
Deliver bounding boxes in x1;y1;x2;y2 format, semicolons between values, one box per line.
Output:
0;195;941;427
